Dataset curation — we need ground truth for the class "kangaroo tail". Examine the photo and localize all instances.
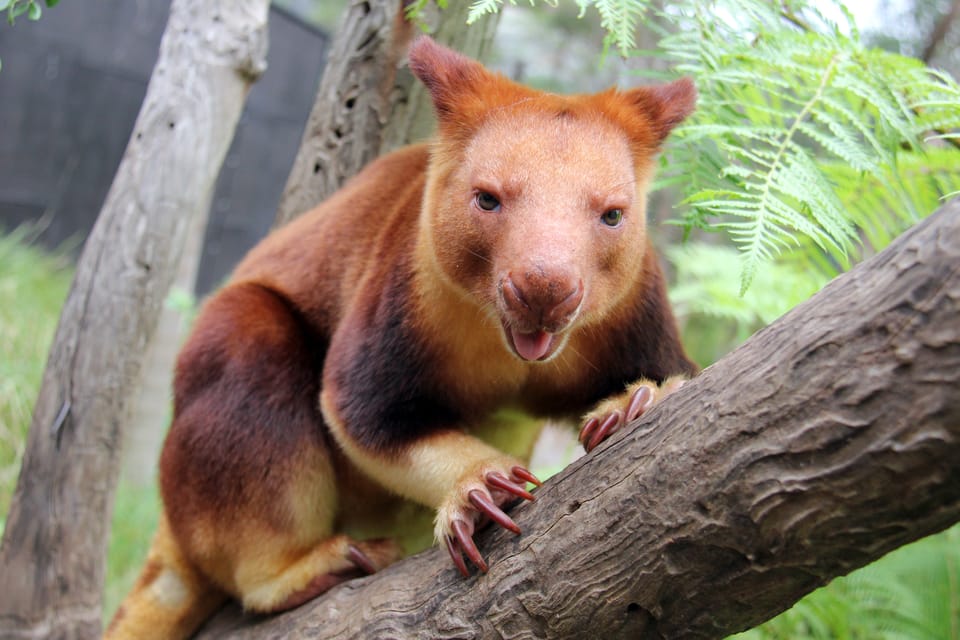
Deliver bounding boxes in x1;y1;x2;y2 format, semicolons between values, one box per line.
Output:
104;514;225;640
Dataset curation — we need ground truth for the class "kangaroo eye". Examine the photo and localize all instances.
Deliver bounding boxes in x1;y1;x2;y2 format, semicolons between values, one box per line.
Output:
601;208;623;227
475;191;501;212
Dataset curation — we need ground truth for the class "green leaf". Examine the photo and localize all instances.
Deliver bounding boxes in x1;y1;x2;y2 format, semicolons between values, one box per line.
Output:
12;1;31;19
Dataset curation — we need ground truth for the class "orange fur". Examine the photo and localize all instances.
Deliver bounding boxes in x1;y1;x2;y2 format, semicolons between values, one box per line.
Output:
106;37;697;639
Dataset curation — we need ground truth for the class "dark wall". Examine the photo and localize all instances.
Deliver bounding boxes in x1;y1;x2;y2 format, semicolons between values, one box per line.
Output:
0;1;328;294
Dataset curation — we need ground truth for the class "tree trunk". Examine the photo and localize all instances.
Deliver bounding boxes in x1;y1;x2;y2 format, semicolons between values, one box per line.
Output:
922;0;960;63
274;0;499;226
194;199;960;639
122;208;205;488
0;2;269;638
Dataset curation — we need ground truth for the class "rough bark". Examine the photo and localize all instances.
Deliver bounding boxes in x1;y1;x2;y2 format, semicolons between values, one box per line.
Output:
0;2;269;638
274;0;499;226
195;199;960;639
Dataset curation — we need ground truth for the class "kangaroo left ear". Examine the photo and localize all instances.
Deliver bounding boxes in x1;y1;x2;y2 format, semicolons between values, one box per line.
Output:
624;77;698;144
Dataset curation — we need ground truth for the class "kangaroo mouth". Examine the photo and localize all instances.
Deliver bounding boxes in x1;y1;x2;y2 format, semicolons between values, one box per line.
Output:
502;324;558;362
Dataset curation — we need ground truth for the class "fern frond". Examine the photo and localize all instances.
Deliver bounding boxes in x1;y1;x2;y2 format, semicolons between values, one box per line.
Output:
655;0;960;291
466;0;654;54
467;0;507;24
592;0;651;53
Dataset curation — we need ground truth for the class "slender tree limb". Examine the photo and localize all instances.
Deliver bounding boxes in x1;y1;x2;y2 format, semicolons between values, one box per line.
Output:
0;2;269;638
194;199;960;638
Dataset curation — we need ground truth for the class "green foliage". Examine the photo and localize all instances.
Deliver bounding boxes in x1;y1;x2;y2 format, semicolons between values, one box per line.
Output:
0;225;73;525
576;0;654;55
661;1;960;292
271;0;348;31
0;0;59;72
166;285;198;328
672;147;960;364
468;0;648;53
668;242;827;366
467;0;525;26
823;146;960;261
0;0;57;24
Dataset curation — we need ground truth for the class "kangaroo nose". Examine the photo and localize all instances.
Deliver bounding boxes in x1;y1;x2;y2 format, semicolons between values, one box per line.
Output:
501;267;584;332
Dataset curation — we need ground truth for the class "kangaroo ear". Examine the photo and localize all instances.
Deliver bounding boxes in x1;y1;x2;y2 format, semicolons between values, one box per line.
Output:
408;37;536;133
624;77;697;144
408;37;492;123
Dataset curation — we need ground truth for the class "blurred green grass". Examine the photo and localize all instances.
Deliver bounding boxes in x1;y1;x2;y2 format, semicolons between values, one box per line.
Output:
0;224;73;520
103;481;159;622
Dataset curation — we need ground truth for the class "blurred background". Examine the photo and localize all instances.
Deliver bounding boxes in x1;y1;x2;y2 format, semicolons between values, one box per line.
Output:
1;1;958;636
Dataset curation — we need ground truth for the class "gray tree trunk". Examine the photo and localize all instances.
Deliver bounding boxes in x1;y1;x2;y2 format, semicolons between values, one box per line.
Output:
274;0;500;226
194;199;960;639
0;2;270;638
122;212;205;488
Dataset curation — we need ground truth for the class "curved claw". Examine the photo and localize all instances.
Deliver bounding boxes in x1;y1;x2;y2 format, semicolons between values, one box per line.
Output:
445;535;470;577
444;466;540;577
452;519;487;573
510;465;542;487
578;416;599;447
586;410;623;452
625;385;654;422
346;544;377;575
486;471;535;501
469;489;521;534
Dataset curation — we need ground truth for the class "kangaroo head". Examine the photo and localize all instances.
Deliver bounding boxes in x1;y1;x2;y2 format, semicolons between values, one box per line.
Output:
410;37;696;362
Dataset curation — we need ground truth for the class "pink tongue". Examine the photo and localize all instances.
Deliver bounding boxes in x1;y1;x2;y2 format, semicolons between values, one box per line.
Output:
511;328;553;361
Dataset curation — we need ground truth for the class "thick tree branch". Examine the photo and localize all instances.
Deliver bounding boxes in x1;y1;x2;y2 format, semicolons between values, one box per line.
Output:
193;200;960;639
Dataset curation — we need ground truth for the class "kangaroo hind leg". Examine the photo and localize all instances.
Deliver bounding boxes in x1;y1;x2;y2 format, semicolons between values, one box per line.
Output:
236;535;403;613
